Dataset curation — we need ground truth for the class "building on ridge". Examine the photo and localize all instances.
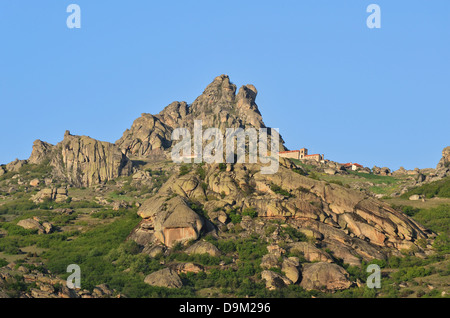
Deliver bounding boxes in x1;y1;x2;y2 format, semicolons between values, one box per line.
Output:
278;148;324;162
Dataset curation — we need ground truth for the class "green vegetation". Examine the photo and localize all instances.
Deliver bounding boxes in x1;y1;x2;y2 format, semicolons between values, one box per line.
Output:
0;154;448;298
179;164;191;176
270;184;293;198
189;201;208;220
226;208;242;224
395;204;449;254
196;165;206;180
280;226;308;242
0;198;37;216
18;160;53;179
401;177;450;199
0;258;8;268
242;207;258;218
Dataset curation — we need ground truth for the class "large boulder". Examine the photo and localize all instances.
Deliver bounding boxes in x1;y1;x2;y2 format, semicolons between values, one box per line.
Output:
17;218;53;234
185;241;221;257
144;268;183;288
288;242;333;263
138;196;204;247
261;270;292;290
281;257;301;284
17;218;45;233
31;188;68;204
300;262;352;291
260;254;281;270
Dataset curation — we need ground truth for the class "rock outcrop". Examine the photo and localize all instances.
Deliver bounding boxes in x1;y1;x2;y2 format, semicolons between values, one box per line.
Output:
115;113;173;158
288;242;333;263
131;161;434;264
436;146;450;177
28;140;54;165
261;270;292;290
5;159;27;172
136;195;204;247
144;268;183;288
17;218;53;234
185;241;221;257
372;166;391;176
300;262;352;291
116;75;284;158
31;188;69;204
50;131;132;187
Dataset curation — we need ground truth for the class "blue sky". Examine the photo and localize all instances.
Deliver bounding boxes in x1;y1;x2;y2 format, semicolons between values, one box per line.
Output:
0;1;449;170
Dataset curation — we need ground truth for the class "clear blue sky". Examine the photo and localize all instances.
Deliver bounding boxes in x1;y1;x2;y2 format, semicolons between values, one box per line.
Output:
0;1;449;170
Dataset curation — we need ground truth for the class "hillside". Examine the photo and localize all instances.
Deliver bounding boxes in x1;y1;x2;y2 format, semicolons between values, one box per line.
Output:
0;75;448;299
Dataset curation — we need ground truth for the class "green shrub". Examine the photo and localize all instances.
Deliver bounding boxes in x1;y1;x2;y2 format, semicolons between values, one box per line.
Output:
227;208;242;224
391;266;432;282
196;166;206;180
270;184;293;198
179;165;191;176
0;258;8;267
242;207;258;218
281;226;308;242
393;205;421;217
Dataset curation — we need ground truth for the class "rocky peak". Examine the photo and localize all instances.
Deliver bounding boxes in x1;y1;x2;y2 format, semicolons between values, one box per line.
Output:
115;75;278;158
190;74;237;115
28;140;54;165
189;74;238;122
237;84;258;106
158;101;189;127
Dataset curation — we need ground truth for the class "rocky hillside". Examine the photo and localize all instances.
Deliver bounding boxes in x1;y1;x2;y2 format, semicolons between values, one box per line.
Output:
0;75;448;298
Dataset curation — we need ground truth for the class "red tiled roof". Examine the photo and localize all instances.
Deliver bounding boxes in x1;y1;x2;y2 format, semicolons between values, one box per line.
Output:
342;162;364;168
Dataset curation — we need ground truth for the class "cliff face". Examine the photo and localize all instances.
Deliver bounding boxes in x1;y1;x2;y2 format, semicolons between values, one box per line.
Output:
28;131;133;188
49;131;132;187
